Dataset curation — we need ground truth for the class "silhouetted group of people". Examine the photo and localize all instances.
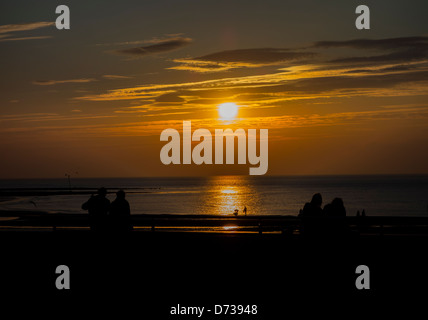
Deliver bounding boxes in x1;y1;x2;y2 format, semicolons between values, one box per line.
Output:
233;206;247;216
81;188;349;235
299;193;346;218
299;193;348;237
82;187;132;233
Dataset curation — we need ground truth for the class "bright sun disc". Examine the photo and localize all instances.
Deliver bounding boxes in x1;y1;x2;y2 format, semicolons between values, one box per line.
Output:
218;102;238;120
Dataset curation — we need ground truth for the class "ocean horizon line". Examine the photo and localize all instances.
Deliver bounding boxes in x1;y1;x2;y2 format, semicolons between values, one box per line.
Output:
2;173;428;181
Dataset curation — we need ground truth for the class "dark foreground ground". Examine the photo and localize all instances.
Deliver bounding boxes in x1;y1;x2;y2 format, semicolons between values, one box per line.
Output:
1;226;428;318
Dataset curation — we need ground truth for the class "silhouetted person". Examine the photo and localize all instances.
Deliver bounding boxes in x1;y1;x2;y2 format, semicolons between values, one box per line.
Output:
356;209;367;235
82;187;110;232
243;206;247;216
324;198;346;217
233;209;239;216
324;198;349;238
299;193;324;238
109;189;132;232
299;193;323;217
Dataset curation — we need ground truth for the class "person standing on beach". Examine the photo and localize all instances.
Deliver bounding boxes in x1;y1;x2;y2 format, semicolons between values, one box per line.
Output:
109;190;133;232
82;187;110;232
243;206;247;216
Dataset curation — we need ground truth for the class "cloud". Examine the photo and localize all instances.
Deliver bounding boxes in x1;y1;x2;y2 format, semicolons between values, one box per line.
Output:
171;48;315;72
75;59;428;112
155;92;185;103
114;37;192;56
0;113;115;126
74;35;428;133
313;36;428;50
102;74;133;80
330;50;428;65
0;22;54;34
344;64;419;74
0;21;54;42
170;36;428;73
314;36;428;66
33;78;97;86
195;48;315;63
0;36;52;42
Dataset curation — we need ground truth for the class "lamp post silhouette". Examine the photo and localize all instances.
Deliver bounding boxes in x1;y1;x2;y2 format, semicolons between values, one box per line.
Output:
64;171;78;191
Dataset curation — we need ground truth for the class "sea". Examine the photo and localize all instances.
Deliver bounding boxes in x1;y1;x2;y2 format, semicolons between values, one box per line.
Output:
0;175;427;217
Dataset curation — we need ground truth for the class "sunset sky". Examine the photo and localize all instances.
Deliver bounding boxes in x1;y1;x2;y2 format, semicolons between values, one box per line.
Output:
1;0;428;178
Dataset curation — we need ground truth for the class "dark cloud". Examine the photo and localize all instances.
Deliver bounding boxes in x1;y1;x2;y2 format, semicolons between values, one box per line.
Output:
194;48;315;64
249;70;428;95
78;35;428;104
330;49;428;64
312;36;428;66
344;65;418;74
115;37;192;56
171;48;316;72
173;36;428;73
313;36;428;50
171;36;428;73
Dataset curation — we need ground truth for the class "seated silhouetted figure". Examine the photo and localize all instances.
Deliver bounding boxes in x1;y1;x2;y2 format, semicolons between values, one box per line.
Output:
324;198;346;217
300;193;323;217
109;190;132;232
323;198;348;237
82;187;110;232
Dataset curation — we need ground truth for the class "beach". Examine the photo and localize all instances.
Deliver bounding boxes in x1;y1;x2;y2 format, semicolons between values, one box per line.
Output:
1;175;428;316
2;220;427;317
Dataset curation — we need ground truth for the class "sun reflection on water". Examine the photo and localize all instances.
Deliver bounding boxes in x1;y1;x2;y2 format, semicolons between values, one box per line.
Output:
221;189;238;194
201;176;260;216
223;225;239;231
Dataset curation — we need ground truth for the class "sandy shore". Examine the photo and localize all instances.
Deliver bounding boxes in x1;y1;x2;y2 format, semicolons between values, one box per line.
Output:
1;209;428;238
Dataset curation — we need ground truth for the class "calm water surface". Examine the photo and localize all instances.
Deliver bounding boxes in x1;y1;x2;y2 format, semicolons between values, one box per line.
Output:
0;175;427;216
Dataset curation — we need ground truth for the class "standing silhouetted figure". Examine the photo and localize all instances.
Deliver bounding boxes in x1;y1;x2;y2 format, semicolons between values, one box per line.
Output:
109;190;132;232
243;206;247;216
82;187;110;232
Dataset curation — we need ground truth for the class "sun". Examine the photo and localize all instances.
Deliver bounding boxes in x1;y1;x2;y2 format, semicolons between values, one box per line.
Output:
218;102;239;120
